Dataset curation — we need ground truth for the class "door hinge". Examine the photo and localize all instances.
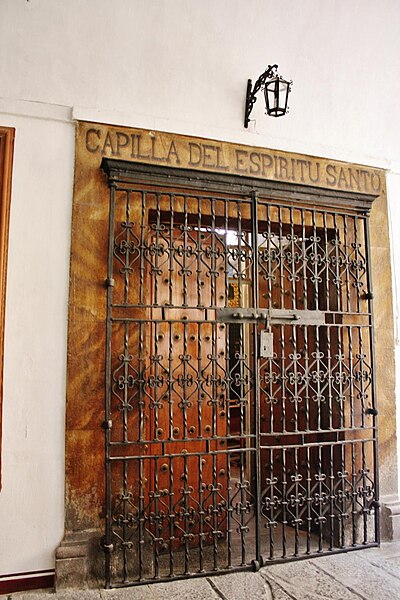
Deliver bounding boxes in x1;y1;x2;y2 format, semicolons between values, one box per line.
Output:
101;536;114;553
365;408;378;416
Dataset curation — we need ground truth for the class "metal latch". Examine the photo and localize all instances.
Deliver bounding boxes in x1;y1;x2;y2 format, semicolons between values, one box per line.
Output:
216;307;326;325
260;328;274;358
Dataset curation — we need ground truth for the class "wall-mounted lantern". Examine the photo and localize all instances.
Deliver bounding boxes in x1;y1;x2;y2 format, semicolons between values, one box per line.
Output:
244;64;292;128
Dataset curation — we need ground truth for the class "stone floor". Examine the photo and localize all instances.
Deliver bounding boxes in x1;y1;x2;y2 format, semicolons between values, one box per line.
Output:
4;542;400;600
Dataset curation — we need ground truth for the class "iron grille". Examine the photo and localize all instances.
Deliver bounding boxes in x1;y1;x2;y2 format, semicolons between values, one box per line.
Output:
102;161;379;587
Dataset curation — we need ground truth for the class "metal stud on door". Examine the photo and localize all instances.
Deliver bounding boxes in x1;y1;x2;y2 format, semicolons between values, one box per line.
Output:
102;160;379;588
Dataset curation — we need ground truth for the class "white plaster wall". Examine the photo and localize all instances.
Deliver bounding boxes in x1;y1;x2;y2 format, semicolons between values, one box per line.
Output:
0;104;74;573
1;0;400;575
1;0;400;166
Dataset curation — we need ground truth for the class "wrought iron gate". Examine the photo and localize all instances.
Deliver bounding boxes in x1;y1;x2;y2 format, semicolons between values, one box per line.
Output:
101;160;379;588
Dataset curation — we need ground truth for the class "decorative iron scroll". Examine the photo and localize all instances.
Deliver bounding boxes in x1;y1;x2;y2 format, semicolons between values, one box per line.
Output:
102;163;378;587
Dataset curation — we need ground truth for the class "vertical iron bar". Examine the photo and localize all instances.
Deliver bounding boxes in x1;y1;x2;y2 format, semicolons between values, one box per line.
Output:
362;440;368;543
358;326;366;429
337;323;345;429
237;200;243;305
123;460;129;582
268;448;274;559
123;323;129;443
183;320;188;438
211;196;217;307
363;215;380;543
317;444;323;552
351;442;357;545
302;210;310;432
139;191;146;306
212;450;219;570
169;456;174;576
306;445;311;554
105;181;116;588
353;216;361;314
198;454;205;573
197;196;203;308
226;449;232;568
315;325;322;431
224;200;231;440
266;203;272;308
124;192;130;305
183;195;189;307
280;324;286;434
183;453;190;574
168;321;174;440
323;211;329;313
154;457;160;579
281;447;287;558
303;324;310;432
343;215;351;313
197;321;203;439
153;193;160;306
138;322;145;441
239;446;247;565
168;194;174;307
250;190;262;566
211;319;217;438
292;322;299;432
138;457;144;579
311;210;319;311
289;207;296;309
290;203;298;434
302;208;308;310
211;197;217;438
348;325;355;429
339;443;346;548
323;212;333;431
328;445;334;551
278;206;284;309
154;320;160;438
293;447;299;556
333;213;342;313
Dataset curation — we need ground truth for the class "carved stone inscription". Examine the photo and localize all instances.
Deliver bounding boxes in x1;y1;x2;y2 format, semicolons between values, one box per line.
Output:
84;124;384;194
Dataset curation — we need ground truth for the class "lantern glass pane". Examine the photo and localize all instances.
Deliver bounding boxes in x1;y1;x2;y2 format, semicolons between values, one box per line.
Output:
264;77;290;117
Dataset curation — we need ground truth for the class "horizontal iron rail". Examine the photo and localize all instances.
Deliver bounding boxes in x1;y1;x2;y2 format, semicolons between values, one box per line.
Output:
110;184;371;217
110;305;373;315
106;543;380;589
108;426;375;446
109;317;372;326
108;438;376;461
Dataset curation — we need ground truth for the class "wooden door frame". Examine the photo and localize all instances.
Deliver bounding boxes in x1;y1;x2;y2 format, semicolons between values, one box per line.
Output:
0;127;14;491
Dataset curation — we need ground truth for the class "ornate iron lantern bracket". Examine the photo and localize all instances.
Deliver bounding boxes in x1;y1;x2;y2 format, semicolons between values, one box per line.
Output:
244;64;292;128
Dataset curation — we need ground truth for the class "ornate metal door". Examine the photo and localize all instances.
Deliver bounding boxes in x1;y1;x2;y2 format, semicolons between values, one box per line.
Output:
102;160;379;588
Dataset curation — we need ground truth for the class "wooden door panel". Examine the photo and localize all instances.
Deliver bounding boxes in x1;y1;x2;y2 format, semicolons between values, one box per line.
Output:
147;225;228;547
